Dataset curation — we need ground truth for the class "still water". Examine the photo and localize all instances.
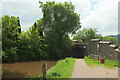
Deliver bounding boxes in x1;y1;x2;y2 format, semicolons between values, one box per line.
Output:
2;61;57;78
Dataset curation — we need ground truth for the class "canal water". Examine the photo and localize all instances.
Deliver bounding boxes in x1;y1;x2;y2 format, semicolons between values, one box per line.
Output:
2;61;57;78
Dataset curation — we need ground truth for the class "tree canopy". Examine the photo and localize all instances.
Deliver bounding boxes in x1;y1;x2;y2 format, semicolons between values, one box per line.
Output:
102;36;118;44
2;1;81;62
39;1;81;59
2;15;21;50
2;15;47;62
39;1;81;35
73;28;102;43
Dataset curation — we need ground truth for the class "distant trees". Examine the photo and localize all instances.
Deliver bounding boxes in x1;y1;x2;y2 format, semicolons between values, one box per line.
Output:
102;36;118;44
73;28;119;45
73;28;102;43
39;1;81;59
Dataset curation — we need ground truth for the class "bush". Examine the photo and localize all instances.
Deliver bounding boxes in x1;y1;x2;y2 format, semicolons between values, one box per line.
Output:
2;47;18;63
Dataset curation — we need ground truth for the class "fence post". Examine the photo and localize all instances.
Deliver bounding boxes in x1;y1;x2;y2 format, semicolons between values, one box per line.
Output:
43;63;47;80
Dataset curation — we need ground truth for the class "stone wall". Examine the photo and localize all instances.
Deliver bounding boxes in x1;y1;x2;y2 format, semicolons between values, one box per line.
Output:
88;39;120;61
88;39;100;55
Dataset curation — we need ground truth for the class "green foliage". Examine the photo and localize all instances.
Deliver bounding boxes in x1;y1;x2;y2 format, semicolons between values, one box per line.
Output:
0;19;2;56
39;1;81;59
47;58;76;78
102;36;118;44
16;20;47;61
0;19;2;43
1;15;47;63
2;15;21;62
84;56;120;68
2;1;81;62
39;1;81;34
73;28;119;45
2;48;18;63
104;59;119;68
30;75;43;80
2;15;20;50
73;28;102;43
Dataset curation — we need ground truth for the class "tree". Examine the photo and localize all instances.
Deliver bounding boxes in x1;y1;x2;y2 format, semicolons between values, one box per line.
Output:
1;15;48;62
0;19;2;54
2;15;21;50
17;20;48;61
36;18;44;36
1;15;21;62
0;19;2;44
39;1;81;59
102;36;118;44
73;28;102;43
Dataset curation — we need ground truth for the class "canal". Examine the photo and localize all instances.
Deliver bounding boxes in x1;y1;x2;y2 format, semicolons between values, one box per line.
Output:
2;60;57;78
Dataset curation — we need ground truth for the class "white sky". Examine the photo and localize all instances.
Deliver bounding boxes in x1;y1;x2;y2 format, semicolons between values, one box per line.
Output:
1;0;120;36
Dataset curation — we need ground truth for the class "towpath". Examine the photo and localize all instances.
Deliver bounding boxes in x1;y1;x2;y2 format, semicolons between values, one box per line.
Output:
70;59;118;79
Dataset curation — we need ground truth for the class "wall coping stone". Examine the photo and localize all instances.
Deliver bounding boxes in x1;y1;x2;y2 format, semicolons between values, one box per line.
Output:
115;48;120;52
109;44;118;48
99;41;112;44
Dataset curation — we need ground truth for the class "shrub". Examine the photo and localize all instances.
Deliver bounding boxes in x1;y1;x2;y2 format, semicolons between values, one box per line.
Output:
2;47;18;63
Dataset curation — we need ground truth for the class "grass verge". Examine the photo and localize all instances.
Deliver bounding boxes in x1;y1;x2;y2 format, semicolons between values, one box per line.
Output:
47;57;76;78
84;56;120;69
31;58;76;80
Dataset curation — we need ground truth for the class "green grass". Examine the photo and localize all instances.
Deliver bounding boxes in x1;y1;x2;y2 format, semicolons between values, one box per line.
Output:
47;57;76;78
30;58;76;80
84;56;120;69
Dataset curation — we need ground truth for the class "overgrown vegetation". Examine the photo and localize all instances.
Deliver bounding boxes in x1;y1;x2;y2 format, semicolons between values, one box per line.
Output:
84;56;120;68
2;1;81;63
2;15;47;63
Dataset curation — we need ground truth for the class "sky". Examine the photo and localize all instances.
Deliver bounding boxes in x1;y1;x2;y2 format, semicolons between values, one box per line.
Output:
1;0;119;36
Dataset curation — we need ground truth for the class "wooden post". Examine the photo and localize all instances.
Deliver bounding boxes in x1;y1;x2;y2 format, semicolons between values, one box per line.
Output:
43;63;47;80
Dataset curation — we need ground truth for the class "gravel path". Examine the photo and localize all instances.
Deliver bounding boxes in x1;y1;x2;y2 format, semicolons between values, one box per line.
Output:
70;59;118;78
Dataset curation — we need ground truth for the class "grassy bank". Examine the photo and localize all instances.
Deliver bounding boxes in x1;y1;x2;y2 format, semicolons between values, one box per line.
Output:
31;58;76;80
47;58;76;78
84;56;120;68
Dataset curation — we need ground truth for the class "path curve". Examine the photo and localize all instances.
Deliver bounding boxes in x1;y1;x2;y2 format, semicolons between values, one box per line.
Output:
70;59;118;78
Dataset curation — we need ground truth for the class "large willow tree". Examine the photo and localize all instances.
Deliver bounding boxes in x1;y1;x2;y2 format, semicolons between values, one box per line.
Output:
39;1;81;59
